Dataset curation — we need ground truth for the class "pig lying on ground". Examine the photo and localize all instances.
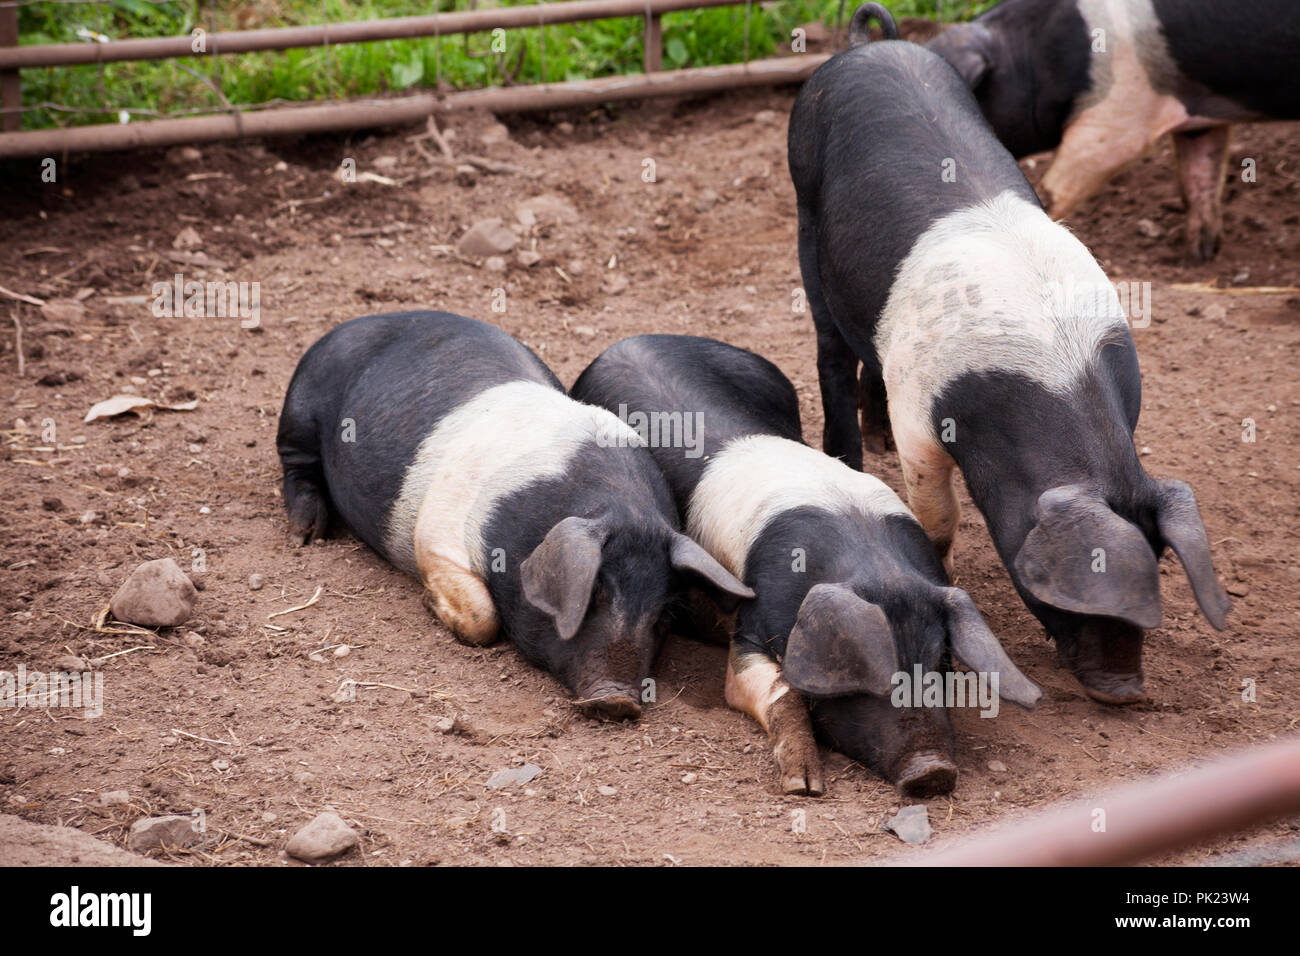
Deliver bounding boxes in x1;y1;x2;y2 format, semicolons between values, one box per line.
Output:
572;334;1040;796
277;311;752;719
789;5;1231;704
927;0;1300;259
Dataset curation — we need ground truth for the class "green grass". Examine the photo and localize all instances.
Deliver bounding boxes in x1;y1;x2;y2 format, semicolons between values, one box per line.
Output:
14;0;996;130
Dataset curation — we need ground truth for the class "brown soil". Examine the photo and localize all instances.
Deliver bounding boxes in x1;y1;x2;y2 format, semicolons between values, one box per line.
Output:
1;80;1297;866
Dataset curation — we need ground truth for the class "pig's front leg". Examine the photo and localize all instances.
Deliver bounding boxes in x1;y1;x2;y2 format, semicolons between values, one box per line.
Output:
898;443;959;579
799;209;863;470
725;641;824;796
1173;125;1231;261
414;539;500;646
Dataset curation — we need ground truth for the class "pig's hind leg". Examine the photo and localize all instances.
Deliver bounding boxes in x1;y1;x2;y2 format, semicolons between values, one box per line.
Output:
858;365;895;456
799;207;864;470
1173;125;1231;261
277;418;332;546
726;641;824;796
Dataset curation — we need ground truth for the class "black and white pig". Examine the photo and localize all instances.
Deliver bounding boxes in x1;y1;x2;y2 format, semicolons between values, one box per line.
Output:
276;311;753;719
788;6;1231;704
927;0;1300;259
572;334;1041;797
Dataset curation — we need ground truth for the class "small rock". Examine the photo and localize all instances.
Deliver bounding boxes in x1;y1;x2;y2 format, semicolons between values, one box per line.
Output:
184;632;206;649
109;558;197;628
332;644;351;658
484;256;508;273
566;259;586;276
516;194;579;225
248;573;265;591
485;764;543;789
41;497;64;512
1226;582;1249;598
211;759;230;772
680;772;697;784
372;155;399;171
555;121;575;135
262;811;278;824
432;716;457;734
173;226;203;250
1136;218;1162;239
286;811;359;863
454;164;479;187
53;655;87;672
602;273;629;296
753;109;780;125
597;785;617;796
40;299;86;324
480;122;512;146
167;146;202;165
98;790;130;807
1204;303;1228;321
458;218;518;256
884;805;931;845
572;325;597;341
129;814;202;852
293;771;318;787
694;189;720;213
515;207;538;228
79;510;100;525
517;250;542;268
987;760;1008;773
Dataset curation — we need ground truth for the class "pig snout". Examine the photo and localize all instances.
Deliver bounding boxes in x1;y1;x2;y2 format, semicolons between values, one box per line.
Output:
811;696;958;797
1054;620;1146;705
568;630;655;721
895;751;959;799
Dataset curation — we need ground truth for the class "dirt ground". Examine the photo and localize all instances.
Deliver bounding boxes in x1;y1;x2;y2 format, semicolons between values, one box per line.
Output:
2;61;1298;866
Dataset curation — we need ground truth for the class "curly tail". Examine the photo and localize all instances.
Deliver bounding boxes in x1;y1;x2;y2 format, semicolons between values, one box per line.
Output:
848;3;899;46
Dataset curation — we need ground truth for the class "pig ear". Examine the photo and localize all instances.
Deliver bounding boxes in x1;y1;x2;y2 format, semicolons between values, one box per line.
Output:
520;516;609;641
1154;479;1232;630
1012;485;1162;629
782;583;898;698
941;588;1042;710
929;23;993;88
669;533;755;603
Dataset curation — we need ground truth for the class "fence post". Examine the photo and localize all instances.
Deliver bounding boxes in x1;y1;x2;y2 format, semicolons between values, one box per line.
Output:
643;13;661;72
0;4;19;132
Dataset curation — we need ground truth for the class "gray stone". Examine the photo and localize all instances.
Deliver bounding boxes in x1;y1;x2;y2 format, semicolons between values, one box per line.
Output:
98;790;130;807
517;250;542;267
128;814;202;852
485;764;543;789
884;805;931;845
286;811;358;863
484;256;508;273
457;218;518;256
247;573;265;591
694;189;720;213
517;194;579;225
109;558;197;628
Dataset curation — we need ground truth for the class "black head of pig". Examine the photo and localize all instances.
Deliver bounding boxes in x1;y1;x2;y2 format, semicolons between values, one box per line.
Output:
776;560;1041;797
926;2;1094;159
519;512;753;719
1008;480;1231;704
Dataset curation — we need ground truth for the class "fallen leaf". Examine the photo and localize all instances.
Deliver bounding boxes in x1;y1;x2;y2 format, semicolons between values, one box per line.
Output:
84;395;199;423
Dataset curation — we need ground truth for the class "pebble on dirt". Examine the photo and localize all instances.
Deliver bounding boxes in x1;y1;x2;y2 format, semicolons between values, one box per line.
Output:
516;194;579;225
485;764;543;789
248;573;265;591
109;558;197;628
457;218;517;256
98;790;130;807
884;805;932;845
128;814;202;852
286;811;359;864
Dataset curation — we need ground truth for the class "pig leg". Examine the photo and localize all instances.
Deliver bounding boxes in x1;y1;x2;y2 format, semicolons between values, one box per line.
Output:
726;642;824;796
414;542;500;646
1173;125;1231;262
898;445;959;579
858;365;894;456
799;207;863;470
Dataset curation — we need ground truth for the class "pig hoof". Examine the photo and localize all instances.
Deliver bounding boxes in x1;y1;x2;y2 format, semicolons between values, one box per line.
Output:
895;752;958;797
1075;671;1146;705
773;742;825;797
1190;230;1221;262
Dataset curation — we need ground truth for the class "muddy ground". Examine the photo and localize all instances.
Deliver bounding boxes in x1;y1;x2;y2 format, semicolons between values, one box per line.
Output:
1;68;1298;866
